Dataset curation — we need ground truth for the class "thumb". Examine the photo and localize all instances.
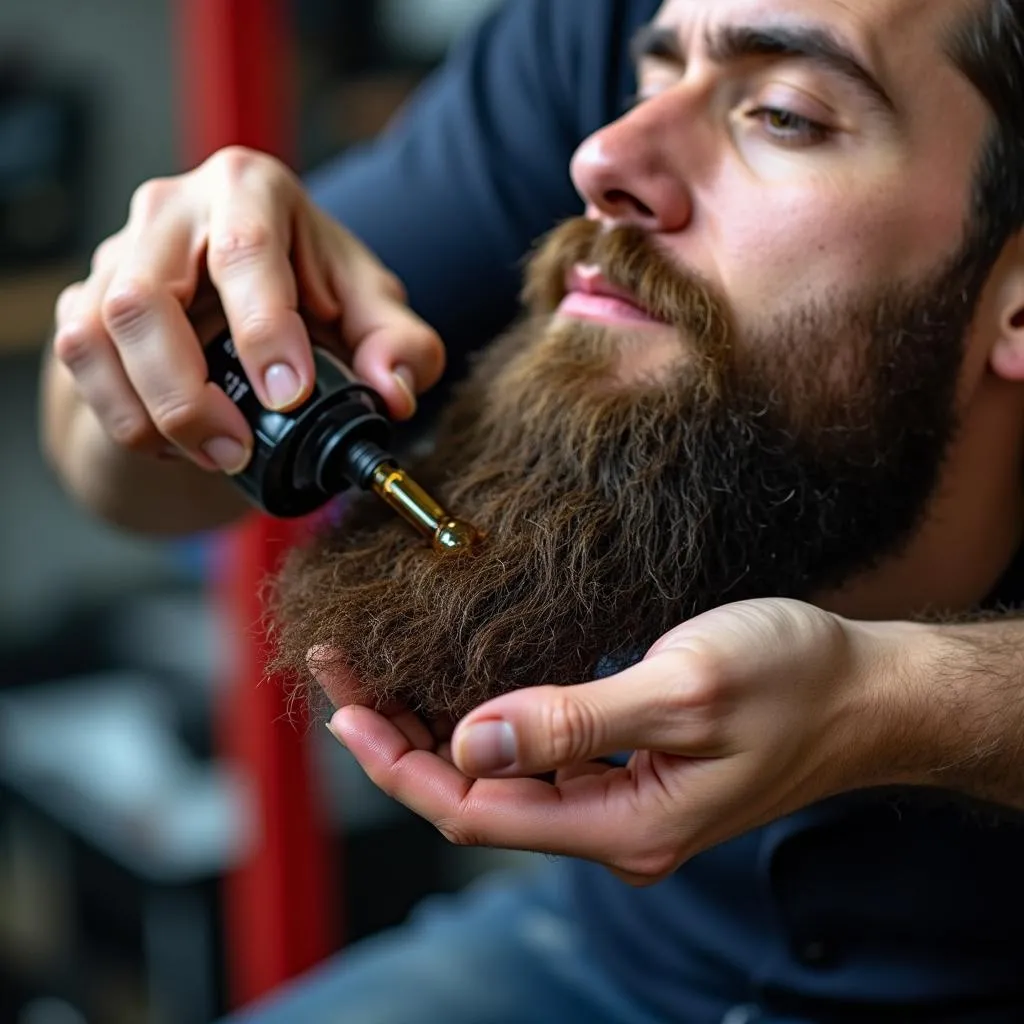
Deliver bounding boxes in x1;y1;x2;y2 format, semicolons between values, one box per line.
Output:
451;653;704;778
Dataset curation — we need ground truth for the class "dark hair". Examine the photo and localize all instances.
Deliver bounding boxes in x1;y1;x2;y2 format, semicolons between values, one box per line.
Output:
948;0;1024;269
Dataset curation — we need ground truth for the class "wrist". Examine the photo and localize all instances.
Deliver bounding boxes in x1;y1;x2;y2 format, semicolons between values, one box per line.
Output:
842;617;951;790
904;617;1024;802
852;615;1024;795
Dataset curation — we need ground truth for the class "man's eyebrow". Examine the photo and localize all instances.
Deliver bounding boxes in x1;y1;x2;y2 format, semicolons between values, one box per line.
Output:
630;22;897;116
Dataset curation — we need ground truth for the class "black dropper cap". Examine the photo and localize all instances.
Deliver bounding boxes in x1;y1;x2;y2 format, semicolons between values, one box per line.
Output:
205;332;482;552
206;332;395;517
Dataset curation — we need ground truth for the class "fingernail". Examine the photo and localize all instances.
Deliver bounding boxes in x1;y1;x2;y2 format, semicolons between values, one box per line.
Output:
325;719;347;748
264;362;303;410
202;436;251;475
458;721;517;774
392;365;417;416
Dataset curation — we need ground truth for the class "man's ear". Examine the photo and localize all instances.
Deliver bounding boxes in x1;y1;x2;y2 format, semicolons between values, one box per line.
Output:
989;234;1024;381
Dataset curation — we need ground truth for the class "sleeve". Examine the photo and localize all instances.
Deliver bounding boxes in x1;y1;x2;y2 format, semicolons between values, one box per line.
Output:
303;0;632;375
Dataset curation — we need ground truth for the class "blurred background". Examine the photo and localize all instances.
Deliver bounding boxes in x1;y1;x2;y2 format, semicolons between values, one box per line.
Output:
0;1;533;1022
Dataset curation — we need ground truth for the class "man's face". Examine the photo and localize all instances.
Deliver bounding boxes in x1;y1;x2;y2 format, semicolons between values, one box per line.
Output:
269;0;1006;721
569;0;990;381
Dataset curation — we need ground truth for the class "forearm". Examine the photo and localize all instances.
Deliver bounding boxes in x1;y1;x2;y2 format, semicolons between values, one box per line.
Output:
888;614;1024;810
40;349;249;536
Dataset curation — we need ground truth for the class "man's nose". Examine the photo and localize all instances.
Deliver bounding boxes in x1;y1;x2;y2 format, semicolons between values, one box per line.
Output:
571;98;694;233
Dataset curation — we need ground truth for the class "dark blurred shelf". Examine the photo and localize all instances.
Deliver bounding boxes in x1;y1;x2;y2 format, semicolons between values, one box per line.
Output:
0;262;81;355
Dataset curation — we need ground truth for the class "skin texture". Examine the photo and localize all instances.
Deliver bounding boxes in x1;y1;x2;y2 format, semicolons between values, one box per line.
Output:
312;0;1024;880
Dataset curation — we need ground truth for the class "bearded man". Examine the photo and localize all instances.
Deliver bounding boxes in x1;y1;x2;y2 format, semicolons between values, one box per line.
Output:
260;2;1024;1022
42;0;1024;1021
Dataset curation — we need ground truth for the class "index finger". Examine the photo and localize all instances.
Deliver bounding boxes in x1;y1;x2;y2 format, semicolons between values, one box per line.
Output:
331;705;675;870
206;168;319;414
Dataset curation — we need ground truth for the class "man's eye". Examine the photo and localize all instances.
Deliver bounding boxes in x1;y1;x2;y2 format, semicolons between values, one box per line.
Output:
749;107;831;145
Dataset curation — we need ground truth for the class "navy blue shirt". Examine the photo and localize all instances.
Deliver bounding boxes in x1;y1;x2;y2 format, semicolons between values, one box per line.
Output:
308;2;1024;1020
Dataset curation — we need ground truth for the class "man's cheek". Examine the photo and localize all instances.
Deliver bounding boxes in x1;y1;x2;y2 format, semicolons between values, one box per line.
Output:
706;176;904;314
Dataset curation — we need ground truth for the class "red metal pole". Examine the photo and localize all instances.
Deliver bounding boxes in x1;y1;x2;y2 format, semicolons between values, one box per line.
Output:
176;0;339;1009
214;516;338;1007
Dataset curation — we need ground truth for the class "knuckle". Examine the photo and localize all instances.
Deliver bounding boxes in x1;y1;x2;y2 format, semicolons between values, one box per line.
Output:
663;646;729;710
231;315;279;358
211;145;296;192
385;324;445;388
207;221;274;273
128;178;173;223
102;278;160;335
108;412;160;452
211;145;263;178
53;318;100;369
408;323;445;365
544;691;602;766
150;394;205;439
54;282;83;327
657;652;729;750
90;232;122;274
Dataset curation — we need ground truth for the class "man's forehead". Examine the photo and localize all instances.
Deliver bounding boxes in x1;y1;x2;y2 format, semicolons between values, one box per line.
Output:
652;0;973;51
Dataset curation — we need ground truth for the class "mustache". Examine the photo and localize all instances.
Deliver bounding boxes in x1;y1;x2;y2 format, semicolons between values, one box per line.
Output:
521;218;732;366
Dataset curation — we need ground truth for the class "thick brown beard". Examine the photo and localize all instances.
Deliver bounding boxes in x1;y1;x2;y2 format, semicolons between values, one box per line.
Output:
267;316;726;719
267;218;975;721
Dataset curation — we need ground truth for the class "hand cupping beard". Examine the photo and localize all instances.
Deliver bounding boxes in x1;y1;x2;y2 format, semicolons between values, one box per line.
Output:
269;217;977;720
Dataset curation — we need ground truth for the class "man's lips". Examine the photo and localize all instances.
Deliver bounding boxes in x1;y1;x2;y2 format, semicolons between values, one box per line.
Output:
556;264;664;326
